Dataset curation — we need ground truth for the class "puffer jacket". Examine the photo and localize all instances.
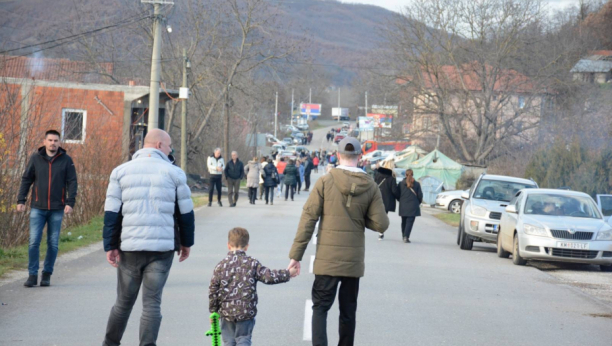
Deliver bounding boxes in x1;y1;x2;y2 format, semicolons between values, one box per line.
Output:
263;163;278;187
208;155;225;175
289;167;389;278
259;161;268;185
283;164;300;186
102;148;195;252
374;167;399;213
244;160;261;188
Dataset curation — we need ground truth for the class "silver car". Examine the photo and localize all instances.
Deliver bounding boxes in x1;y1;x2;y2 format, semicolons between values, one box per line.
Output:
497;189;612;272
458;174;538;250
435;190;466;214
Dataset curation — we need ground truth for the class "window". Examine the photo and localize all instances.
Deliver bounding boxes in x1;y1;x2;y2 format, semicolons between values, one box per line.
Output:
473;179;536;202
518;96;525;109
61;109;87;143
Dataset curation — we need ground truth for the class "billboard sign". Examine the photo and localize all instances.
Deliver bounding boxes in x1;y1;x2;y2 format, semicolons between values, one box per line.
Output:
358;116;375;131
300;103;321;119
367;113;393;129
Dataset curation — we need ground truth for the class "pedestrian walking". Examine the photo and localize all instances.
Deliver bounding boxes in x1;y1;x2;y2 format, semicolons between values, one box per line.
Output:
209;228;296;346
207;148;225;207
17;129;78;287
244;157;261;205
102;129;195;346
297;159;304;194
275;157;287;197
288;137;389;346
397;169;423;243
283;159;300;201
303;155;314;191
262;158;279;205
259;157;267;200
313;155;320;173
374;161;399;241
224;151;244;208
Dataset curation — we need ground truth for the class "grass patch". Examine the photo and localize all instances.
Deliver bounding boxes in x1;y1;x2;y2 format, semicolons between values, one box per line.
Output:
192;195;209;209
434;212;460;227
0;216;104;278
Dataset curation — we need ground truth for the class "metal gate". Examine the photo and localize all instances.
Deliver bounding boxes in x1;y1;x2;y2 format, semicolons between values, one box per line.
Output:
420;176;444;206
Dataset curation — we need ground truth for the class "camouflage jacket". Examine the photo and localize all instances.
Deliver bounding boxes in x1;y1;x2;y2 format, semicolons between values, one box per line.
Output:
209;250;291;322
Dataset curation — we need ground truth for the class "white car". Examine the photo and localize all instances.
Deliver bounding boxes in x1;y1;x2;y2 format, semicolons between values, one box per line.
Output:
435;190;467;214
498;189;612;272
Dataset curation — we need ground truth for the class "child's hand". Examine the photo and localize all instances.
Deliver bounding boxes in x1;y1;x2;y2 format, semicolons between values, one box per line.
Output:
289;267;298;277
210;318;216;325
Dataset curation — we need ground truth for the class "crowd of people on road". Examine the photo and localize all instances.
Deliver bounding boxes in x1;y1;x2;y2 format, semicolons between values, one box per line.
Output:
14;127;422;346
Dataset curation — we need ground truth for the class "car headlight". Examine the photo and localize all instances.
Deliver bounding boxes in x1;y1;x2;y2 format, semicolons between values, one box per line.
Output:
470;205;487;217
523;224;548;237
596;229;612;241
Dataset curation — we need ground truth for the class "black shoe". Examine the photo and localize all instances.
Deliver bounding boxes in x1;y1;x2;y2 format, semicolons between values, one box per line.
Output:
266;201;268;205
208;202;212;207
218;201;223;207
407;239;411;243
24;274;37;287
291;199;294;201
403;237;409;243
230;204;236;208
40;272;51;287
378;233;384;241
285;198;288;201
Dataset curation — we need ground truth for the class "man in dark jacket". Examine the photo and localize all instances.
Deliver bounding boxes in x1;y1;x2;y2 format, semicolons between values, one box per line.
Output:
374;163;400;241
224;151;244;207
17;130;78;287
288;137;389;346
303;155;314;191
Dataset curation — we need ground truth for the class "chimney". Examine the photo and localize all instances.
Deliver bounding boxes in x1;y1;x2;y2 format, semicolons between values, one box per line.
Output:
128;80;135;87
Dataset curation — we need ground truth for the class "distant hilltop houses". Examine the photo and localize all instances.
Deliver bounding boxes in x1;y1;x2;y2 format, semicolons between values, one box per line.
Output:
570;50;612;84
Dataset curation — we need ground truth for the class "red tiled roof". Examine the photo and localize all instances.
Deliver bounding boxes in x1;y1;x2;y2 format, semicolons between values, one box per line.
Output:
398;62;536;93
0;55;114;84
589;50;612;57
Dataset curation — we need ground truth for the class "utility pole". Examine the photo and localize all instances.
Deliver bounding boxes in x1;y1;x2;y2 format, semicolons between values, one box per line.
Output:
274;91;278;138
291;89;294;127
180;48;189;170
309;88;312;103
143;0;170;130
365;91;368;117
337;88;341;123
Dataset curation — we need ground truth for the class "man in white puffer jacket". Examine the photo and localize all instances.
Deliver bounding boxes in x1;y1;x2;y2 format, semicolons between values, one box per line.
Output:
101;129;195;346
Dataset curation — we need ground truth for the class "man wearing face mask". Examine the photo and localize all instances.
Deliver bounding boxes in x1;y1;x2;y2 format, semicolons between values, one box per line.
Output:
101;129;195;346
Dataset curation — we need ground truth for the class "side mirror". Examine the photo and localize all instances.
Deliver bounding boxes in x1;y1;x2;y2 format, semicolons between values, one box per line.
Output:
461;191;470;200
505;205;518;214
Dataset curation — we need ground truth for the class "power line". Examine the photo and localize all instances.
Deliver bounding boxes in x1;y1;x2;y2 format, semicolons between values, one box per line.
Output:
0;13;152;55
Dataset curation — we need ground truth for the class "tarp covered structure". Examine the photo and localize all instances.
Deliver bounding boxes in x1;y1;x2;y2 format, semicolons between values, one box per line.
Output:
394;146;428;169
410;149;464;190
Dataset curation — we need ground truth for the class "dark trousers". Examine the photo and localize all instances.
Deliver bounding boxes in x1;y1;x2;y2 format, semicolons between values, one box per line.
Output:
297;178;302;192
227;178;241;205
264;186;275;203
209;175;223;202
248;187;257;203
304;173;311;190
103;251;174;346
284;184;296;200
401;216;416;239
312;275;360;346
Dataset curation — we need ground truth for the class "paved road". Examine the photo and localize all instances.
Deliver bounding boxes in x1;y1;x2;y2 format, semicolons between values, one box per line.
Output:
2;128;612;345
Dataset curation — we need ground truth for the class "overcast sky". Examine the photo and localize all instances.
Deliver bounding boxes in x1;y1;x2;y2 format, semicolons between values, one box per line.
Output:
339;0;580;13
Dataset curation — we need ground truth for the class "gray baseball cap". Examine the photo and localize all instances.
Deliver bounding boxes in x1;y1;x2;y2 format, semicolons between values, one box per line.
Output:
338;137;362;154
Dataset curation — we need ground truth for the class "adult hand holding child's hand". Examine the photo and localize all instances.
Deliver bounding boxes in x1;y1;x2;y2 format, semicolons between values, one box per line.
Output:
288;259;300;277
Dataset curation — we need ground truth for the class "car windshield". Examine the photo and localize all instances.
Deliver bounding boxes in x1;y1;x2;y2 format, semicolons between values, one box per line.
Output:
473;180;535;202
599;195;612;217
525;194;602;219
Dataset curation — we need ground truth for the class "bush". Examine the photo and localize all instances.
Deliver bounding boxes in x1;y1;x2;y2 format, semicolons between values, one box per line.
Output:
456;172;477;190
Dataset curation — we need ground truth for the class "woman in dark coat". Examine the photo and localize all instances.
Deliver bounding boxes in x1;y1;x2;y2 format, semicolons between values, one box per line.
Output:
283;159;301;201
397;169;423;243
374;161;399;241
263;158;279;205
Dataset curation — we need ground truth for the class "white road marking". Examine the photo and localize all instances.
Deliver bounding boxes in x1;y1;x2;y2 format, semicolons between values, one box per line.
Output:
303;299;313;341
309;255;315;274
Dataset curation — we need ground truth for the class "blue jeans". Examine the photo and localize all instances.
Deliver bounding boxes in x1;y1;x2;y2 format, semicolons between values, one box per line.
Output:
28;208;64;276
221;318;255;346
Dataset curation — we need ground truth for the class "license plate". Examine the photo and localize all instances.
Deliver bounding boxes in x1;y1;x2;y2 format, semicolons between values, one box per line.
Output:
556;242;589;250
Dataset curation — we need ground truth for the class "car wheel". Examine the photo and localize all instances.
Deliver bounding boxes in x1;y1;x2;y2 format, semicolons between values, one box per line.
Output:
449;200;462;214
497;232;510;258
512;234;527;265
601;265;612;272
459;223;473;250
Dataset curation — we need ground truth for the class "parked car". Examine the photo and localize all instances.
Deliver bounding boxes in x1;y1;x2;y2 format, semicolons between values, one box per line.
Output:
498;189;612;272
333;134;345;144
283;125;299;133
279;150;297;160
272;143;286;152
282;137;293;145
296;123;309;131
458;174;538;250
342;122;351;128
436;190;467;214
597;194;612;223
